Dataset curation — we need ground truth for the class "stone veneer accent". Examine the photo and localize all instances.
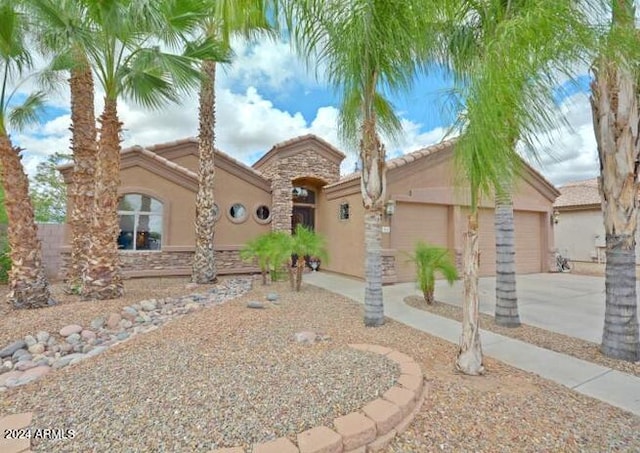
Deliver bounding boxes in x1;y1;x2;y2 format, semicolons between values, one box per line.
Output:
59;249;258;279
381;250;397;285
258;148;341;233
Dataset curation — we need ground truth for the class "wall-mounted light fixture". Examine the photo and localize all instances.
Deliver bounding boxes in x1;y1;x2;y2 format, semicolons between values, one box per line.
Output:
385;200;396;216
292;187;308;198
552;209;560;225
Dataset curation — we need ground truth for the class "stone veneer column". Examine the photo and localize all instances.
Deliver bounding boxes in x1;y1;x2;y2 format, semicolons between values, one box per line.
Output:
271;175;293;233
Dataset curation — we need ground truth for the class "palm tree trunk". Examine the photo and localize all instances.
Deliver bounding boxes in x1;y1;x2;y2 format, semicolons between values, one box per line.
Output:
494;193;520;327
456;212;484;375
591;31;640;361
0;135;53;308
361;120;386;327
191;60;218;284
81;97;124;300
66;57;97;293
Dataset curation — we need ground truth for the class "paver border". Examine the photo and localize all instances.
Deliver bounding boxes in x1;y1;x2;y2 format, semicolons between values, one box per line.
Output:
0;344;426;453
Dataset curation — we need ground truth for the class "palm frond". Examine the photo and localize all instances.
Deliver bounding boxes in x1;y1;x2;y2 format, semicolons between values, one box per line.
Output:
8;91;47;131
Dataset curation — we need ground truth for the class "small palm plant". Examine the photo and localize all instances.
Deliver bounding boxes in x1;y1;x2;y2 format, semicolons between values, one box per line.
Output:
408;242;458;305
240;231;291;285
290;225;328;292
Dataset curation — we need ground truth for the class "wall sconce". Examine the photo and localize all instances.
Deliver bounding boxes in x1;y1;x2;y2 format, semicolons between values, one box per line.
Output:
552;209;559;225
385;200;396;216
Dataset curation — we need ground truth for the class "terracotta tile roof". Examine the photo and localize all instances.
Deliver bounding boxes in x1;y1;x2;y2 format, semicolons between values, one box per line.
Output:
124;145;198;180
270;134;346;157
554;178;600;208
326;138;457;188
144;137;268;180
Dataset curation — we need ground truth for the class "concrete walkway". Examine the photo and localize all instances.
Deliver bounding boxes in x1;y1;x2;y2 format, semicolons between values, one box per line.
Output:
304;272;640;417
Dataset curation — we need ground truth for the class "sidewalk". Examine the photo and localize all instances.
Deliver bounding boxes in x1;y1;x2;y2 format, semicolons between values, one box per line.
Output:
304;272;640;417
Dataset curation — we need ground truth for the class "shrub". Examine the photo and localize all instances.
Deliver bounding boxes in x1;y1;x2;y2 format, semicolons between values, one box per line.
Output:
0;235;10;284
240;231;292;285
408;241;458;304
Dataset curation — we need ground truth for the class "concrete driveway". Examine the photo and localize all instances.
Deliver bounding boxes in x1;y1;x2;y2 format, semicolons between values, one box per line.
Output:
433;273;609;343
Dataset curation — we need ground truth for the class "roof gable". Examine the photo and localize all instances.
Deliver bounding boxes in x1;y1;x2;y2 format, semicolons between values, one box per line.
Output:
252;134;346;171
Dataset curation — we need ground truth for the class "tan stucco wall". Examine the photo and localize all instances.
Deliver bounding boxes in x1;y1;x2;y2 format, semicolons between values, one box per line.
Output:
171;154;199;173
318;188;365;278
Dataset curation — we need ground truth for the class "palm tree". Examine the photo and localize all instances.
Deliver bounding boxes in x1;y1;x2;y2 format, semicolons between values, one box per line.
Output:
191;0;272;284
290;224;327;291
590;0;640;361
442;0;593;374
0;0;53;308
409;241;457;305
78;0;224;299
289;0;431;326
240;231;291;285
28;0;98;293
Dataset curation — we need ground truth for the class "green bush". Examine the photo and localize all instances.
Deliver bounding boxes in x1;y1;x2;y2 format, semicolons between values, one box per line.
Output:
408;241;458;305
0;236;10;284
240;231;292;285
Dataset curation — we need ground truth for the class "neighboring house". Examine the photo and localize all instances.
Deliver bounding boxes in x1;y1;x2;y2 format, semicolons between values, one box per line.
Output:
553;178;631;264
58;135;559;283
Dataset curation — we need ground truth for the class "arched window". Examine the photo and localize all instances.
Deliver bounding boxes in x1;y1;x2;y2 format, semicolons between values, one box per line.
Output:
117;194;163;251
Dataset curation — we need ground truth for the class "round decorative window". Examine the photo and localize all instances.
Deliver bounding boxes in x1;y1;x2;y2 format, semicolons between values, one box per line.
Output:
212;203;221;221
254;204;272;224
227;202;248;223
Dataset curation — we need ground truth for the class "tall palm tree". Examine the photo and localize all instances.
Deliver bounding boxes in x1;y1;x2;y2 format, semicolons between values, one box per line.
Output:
28;0;98;293
591;0;640;361
289;0;431;326
443;0;593;374
191;0;271;284
0;0;53;308
78;0;223;299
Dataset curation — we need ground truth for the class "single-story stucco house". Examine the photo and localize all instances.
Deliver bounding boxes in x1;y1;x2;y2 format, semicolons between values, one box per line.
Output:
553;178;640;265
59;134;559;283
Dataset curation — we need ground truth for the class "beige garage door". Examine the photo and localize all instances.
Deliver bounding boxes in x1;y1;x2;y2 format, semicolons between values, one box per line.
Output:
476;209;542;276
391;202;449;282
515;211;542;273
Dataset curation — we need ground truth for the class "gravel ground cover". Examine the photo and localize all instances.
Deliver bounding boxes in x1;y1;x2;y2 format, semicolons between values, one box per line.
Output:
405;295;640;378
1;277;639;452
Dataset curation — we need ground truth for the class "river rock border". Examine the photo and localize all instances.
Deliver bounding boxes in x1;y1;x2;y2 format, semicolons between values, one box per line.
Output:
210;344;428;453
0;278;252;391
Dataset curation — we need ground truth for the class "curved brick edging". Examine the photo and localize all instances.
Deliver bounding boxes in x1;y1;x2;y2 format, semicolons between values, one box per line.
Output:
210;343;427;453
0;344;426;453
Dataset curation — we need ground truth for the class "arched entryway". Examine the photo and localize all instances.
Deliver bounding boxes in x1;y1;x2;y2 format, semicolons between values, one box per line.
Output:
291;177;325;233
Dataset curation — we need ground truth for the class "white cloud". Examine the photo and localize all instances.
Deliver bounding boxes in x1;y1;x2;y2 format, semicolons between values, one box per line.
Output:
526;92;599;186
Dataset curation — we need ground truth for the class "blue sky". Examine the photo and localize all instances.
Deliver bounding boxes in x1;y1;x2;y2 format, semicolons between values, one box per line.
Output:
14;37;597;186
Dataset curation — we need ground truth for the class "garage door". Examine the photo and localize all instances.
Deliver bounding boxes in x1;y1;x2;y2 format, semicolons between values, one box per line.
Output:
476;209;542;276
515;211;542;273
391;202;449;282
478;209;496;276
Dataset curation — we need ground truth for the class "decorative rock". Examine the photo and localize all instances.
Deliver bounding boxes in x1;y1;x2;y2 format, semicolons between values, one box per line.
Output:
36;331;50;343
82;344;94;354
294;331;318;344
2;360;12;370
66;333;81;344
90;317;106;330
140;299;157;311
106;313;122;330
59;343;73;354
15;360;37;371
120;319;133;329
185;282;199;290
185;302;201;312
121;307;138;321
47;337;57;346
28;343;45;355
86;346;107;357
0;370;23;387
247;301;265;309
116;332;130;341
81;330;96;341
16;365;51;385
0;340;27;358
60;324;83;337
16;352;33;363
24;335;37;347
266;293;279;301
